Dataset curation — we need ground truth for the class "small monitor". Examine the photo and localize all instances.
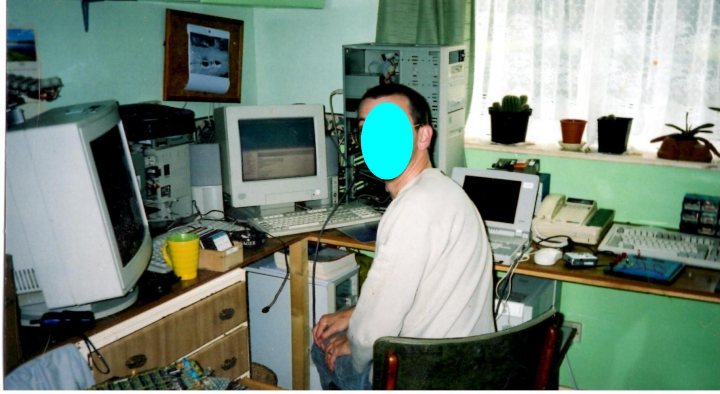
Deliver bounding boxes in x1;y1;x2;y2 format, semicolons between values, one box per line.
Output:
214;104;329;216
451;168;540;235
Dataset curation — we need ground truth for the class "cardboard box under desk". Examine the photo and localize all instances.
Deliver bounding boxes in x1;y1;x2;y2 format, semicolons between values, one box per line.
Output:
199;242;243;272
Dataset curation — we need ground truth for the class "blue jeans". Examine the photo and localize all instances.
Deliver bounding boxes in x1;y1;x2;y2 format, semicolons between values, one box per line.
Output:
311;343;372;390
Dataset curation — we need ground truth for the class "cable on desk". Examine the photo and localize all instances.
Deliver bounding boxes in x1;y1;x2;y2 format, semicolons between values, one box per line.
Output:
83;333;110;374
310;193;347;326
260;237;290;314
533;233;573;250
494;255;523;320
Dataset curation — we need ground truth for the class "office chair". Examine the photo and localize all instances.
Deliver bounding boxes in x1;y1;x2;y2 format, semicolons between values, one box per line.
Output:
372;308;573;390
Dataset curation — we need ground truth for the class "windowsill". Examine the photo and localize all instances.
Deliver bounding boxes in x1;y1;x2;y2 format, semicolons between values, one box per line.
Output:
464;138;720;171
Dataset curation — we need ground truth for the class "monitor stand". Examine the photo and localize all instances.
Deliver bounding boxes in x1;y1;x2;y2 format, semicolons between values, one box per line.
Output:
228;203;297;220
19;287;140;327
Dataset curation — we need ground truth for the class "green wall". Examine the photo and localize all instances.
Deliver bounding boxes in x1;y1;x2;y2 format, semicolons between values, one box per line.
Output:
6;0;377;117
468;148;720;389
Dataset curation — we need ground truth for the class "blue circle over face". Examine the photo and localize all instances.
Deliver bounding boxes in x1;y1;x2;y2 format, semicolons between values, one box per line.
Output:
360;102;414;180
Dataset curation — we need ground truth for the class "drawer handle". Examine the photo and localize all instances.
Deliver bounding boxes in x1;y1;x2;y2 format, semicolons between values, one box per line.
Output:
219;308;235;320
221;357;237;370
125;354;147;369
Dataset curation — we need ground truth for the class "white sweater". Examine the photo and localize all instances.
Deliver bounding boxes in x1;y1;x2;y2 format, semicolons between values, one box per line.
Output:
347;168;496;372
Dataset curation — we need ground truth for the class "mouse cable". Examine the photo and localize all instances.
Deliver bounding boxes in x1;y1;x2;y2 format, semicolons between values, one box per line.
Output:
494;256;521;319
311;200;343;326
82;333;110;374
261;237;290;314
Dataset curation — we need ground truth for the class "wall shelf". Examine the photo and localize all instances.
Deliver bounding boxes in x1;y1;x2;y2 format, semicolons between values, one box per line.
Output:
465;139;720;171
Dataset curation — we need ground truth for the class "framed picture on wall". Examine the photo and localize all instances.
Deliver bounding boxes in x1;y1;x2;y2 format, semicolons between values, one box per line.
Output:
163;9;244;102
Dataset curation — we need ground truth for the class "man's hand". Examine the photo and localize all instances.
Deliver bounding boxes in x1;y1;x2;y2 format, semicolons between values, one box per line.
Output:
312;307;354;350
323;334;351;372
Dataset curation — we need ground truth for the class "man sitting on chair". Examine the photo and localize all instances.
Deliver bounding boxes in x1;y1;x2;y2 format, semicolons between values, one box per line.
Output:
310;83;496;390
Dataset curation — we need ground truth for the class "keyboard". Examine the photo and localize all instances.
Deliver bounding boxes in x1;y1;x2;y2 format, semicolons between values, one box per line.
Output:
598;223;720;271
249;203;383;237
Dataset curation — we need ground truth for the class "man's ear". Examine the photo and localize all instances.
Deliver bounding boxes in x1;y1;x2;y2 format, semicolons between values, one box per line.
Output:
416;124;433;150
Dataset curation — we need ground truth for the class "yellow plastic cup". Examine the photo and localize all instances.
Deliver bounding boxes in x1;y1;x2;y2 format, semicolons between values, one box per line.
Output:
162;232;200;280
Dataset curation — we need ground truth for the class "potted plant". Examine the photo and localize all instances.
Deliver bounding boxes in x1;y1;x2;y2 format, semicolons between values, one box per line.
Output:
559;119;587;144
651;109;719;163
489;95;532;144
597;115;633;154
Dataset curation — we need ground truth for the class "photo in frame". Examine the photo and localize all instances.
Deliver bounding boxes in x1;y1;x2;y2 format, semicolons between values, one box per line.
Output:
163;9;244;102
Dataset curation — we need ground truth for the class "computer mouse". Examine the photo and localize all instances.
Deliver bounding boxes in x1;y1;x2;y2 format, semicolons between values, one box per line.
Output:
534;248;563;266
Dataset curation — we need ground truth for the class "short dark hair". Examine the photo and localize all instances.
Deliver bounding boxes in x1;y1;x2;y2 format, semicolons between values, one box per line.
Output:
360;83;436;164
360;83;432;127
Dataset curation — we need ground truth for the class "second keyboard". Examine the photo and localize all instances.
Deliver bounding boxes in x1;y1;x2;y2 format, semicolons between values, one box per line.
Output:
598;223;720;271
249;204;383;237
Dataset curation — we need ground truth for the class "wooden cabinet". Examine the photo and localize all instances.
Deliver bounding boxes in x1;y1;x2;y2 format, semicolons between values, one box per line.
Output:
190;325;249;379
86;273;249;384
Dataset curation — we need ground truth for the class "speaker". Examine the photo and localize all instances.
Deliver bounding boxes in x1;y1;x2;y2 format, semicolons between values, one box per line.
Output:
190;143;222;186
190;144;224;219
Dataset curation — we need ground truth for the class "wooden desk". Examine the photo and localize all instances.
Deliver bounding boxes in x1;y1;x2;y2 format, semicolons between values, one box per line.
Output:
494;255;720;304
18;230;717;390
280;230;720;389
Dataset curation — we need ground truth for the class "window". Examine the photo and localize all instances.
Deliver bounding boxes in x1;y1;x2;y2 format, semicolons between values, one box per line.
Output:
466;0;720;153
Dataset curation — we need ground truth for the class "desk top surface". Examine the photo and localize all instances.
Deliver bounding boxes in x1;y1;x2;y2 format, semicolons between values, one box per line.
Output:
304;230;720;304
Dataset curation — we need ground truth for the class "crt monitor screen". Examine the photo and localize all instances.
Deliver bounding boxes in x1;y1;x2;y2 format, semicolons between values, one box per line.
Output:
91;124;147;266
239;117;317;181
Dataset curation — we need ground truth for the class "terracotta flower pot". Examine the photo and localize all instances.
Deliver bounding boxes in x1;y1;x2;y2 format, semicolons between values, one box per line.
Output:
560;119;587;144
656;137;714;162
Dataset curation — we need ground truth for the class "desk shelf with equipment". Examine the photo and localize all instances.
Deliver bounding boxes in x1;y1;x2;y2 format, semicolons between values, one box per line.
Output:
12;227;719;390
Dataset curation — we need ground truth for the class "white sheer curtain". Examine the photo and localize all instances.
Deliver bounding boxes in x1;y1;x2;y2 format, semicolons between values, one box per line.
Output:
466;0;720;153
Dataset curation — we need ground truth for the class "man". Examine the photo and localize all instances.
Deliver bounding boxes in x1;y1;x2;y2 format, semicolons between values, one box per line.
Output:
311;83;496;390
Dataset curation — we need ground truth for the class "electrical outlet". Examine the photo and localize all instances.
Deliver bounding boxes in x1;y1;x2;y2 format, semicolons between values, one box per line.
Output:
564;321;582;343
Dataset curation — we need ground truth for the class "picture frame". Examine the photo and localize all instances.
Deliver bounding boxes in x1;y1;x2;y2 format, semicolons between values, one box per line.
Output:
163;9;244;102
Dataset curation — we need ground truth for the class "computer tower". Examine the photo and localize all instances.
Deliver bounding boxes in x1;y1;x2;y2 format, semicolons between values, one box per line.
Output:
246;255;359;389
138;143;193;224
342;43;468;202
494;275;557;331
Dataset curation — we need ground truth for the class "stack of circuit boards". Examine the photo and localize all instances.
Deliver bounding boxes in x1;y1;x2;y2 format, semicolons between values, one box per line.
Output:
90;359;232;390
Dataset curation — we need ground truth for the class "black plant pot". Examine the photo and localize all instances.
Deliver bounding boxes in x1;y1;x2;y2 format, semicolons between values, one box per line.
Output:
489;109;532;145
597;117;632;154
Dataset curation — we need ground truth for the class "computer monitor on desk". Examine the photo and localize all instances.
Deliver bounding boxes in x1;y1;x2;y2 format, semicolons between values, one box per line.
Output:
6;101;152;325
214;104;330;218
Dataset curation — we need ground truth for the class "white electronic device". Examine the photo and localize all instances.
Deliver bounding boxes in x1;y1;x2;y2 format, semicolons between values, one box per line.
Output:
6;101;152;325
536;194;597;224
532;194;614;245
451;167;540;265
533;248;563;266
246;256;359;389
214;104;329;218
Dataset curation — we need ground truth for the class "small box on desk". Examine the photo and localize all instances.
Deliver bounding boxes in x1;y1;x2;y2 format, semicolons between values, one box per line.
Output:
680;193;720;237
199;242;243;272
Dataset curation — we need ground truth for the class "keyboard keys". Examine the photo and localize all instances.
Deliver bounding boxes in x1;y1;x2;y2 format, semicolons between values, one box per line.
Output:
250;204;383;237
598;223;720;271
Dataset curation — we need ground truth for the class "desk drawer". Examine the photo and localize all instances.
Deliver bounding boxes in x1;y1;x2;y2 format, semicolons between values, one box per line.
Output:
93;282;247;382
188;325;249;380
